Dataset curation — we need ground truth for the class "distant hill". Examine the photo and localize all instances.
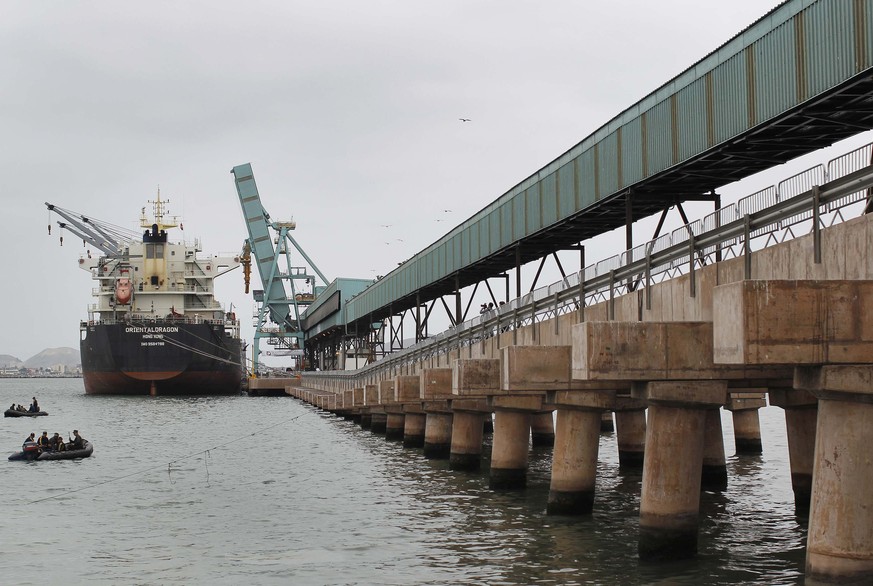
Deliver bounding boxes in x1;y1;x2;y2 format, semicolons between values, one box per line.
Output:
24;347;80;368
0;354;23;368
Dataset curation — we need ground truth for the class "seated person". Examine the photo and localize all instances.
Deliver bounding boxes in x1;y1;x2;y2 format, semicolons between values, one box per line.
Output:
70;430;85;450
37;431;50;448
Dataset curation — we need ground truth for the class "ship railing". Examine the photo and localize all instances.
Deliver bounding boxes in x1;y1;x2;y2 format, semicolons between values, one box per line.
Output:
80;316;232;327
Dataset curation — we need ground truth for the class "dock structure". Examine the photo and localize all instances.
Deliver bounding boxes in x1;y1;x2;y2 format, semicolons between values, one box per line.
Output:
251;1;873;583
266;204;873;581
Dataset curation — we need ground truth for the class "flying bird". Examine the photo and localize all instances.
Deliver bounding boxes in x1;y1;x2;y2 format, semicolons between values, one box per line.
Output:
443;209;452;213
380;224;392;228
459;118;471;122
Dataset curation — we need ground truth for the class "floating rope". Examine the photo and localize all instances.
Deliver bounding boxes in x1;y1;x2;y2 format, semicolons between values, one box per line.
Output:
26;413;305;505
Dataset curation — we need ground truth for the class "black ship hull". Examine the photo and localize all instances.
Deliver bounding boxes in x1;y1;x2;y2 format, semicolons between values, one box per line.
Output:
80;321;243;395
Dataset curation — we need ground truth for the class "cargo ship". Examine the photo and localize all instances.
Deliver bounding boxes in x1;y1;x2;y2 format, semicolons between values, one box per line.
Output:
47;194;245;395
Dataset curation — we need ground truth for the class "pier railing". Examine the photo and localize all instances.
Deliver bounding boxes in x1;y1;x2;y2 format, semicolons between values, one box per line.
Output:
304;140;873;381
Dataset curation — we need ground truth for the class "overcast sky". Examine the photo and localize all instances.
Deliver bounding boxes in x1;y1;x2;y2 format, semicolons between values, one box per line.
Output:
3;0;871;362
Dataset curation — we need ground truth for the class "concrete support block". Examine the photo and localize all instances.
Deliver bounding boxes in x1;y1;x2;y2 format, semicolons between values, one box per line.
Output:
502;346;573;392
547;409;601;515
364;384;378;406
701;409;727;491
530;411;555;446
453;358;500;396
449;411;485;471
379;379;396;404
575;322;716;381
359;411;372;430
490;410;532;490
421;368;454;400
714;280;873;365
353;387;364;407
395;375;421;402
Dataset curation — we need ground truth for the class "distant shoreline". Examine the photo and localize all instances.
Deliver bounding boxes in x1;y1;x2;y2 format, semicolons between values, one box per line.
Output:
0;375;82;379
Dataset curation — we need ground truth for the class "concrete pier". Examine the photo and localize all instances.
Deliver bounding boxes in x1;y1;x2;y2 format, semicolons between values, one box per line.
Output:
545;390;616;515
726;392;766;454
701;409;728;491
714;280;873;583
796;366;873;584
449;402;487;471
370;411;387;434
395;375;425;448
530;411;555;446
638;381;726;561
768;388;817;512
403;409;426;448
490;401;533;489
600;411;615;432
614;404;646;469
385;409;406;441
423;402;453;459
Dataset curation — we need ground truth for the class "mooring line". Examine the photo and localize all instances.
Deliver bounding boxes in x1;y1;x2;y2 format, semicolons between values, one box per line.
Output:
25;413;305;505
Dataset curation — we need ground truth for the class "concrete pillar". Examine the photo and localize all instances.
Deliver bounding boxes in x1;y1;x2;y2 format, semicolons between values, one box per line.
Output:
769;388;817;513
490;409;532;490
385;412;405;441
359;411;372;430
370;412;387;434
600;411;615;432
725;393;766;454
530;411;555;447
796;366;873;584
483;415;494;434
701;409;727;491
423;410;453;459
403;412;426;448
614;409;646;469
547;409;601;515
638;380;726;561
449;410;485;471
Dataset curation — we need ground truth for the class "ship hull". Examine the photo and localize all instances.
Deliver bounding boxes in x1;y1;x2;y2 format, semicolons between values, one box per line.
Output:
81;322;243;395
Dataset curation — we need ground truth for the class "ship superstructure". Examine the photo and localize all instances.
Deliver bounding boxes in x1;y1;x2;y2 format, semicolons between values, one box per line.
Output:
47;193;244;395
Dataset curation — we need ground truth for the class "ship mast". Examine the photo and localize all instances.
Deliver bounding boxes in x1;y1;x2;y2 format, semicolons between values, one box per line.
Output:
140;188;179;232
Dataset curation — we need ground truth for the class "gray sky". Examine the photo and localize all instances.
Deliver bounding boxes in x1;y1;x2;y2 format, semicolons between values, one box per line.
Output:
2;0;869;362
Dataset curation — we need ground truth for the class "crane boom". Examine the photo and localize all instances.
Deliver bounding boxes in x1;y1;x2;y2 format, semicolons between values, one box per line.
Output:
230;164;293;330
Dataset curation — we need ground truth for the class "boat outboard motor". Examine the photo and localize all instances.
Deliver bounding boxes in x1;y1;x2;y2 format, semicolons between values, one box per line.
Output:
21;441;41;460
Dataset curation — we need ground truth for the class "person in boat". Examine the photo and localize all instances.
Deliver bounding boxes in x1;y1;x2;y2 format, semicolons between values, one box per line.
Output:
29;397;40;413
23;432;36;447
37;431;50;449
9;403;14;411
50;432;62;451
70;430;85;450
17;404;26;411
55;434;66;452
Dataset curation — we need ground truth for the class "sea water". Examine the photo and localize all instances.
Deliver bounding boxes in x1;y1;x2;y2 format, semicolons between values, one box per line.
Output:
0;378;805;585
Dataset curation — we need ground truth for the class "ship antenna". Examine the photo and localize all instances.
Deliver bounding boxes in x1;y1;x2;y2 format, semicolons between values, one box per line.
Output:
142;186;178;232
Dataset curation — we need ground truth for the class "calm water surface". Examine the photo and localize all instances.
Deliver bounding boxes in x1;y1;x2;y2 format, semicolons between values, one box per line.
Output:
1;379;806;585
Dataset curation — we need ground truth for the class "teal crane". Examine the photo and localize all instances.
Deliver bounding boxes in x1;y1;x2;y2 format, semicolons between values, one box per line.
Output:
231;163;328;375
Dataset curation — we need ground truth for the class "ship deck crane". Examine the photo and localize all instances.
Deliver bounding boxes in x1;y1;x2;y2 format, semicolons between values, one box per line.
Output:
230;163;329;375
